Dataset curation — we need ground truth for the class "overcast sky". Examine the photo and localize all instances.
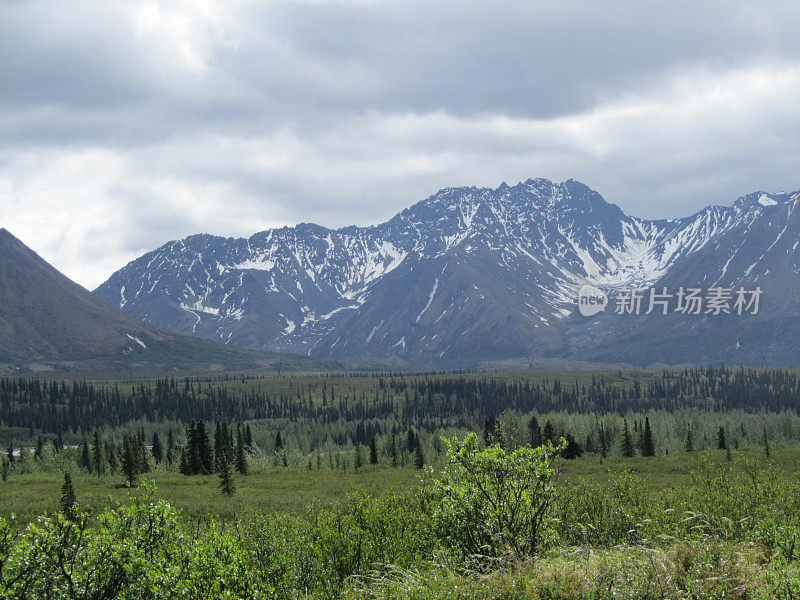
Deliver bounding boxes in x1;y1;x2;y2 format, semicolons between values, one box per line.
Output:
2;0;800;289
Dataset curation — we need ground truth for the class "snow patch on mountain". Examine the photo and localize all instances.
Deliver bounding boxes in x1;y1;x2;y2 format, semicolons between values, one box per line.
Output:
416;279;439;323
758;194;777;207
126;334;147;349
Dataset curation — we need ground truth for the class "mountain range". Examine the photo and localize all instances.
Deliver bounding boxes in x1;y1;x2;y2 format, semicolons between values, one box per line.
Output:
94;179;800;367
0;228;331;373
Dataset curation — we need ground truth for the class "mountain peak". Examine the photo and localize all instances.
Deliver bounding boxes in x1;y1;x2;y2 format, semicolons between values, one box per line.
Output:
93;179;800;367
523;177;554;186
0;227;23;245
733;190;793;211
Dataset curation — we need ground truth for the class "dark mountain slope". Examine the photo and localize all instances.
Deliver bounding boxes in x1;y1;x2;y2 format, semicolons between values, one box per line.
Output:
0;228;328;373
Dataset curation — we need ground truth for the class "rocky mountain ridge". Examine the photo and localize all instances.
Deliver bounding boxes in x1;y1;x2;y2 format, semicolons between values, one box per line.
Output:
94;179;800;366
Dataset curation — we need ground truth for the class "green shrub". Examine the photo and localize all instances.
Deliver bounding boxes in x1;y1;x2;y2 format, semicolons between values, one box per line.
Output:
552;472;669;547
0;493;185;599
428;433;563;559
758;555;800;600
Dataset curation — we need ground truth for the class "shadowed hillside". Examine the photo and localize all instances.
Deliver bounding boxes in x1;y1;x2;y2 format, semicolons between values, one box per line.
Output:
0;228;333;373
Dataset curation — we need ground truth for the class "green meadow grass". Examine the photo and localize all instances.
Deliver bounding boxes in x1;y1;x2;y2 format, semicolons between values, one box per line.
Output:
2;465;421;524
559;444;800;489
3;444;796;525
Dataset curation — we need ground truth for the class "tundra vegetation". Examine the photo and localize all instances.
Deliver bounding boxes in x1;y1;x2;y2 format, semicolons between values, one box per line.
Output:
0;367;799;598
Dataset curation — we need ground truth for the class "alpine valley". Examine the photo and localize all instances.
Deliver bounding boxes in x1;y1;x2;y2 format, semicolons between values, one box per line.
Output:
95;179;800;368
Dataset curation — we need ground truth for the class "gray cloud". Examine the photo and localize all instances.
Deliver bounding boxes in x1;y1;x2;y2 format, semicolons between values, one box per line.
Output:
1;0;799;288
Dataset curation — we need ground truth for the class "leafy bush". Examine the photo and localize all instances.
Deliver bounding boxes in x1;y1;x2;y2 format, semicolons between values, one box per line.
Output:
428;433;563;559
758;555;800;600
0;492;185;598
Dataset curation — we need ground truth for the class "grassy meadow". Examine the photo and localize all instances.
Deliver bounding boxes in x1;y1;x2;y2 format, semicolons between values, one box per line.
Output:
2;367;800;598
1;464;419;524
3;443;797;524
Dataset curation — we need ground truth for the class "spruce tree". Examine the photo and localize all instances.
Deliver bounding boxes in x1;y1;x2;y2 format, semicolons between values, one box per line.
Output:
414;441;425;469
235;424;248;475
636;422;644;454
561;434;583;460
1;457;8;482
195;421;214;474
166;430;174;467
107;442;119;474
214;422;225;471
179;447;189;475
60;472;76;518
92;431;104;477
641;417;655;457
15;447;31;475
218;454;235;496
355;444;363;470
390;434;398;468
543;421;556;445
433;435;442;456
407;427;417;452
274;431;283;452
6;444;14;466
482;416;496;446
684;426;694;452
621;420;635;457
763;428;771;457
493;421;506;450
599;425;608;458
245;424;253;449
716;426;727;450
136;434;150;473
369;436;378;465
121;435;139;487
151;432;163;464
80;438;92;473
224;421;234;457
528;415;542;447
34;436;44;461
186;422;200;475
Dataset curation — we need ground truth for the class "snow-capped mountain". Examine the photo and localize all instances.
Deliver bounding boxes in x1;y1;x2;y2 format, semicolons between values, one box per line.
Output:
0;228;305;373
575;190;800;366
95;179;800;366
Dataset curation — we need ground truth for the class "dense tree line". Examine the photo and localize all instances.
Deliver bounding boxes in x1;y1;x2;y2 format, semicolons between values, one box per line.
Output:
3;367;799;437
1;367;799;468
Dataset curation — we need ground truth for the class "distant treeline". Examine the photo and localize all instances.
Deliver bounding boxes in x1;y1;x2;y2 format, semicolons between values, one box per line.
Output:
2;366;799;436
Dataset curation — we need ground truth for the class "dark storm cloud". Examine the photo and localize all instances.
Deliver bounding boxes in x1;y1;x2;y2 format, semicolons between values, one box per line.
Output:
241;1;800;117
1;0;799;288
